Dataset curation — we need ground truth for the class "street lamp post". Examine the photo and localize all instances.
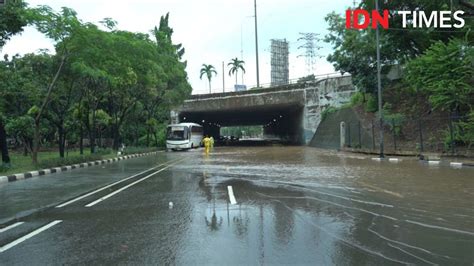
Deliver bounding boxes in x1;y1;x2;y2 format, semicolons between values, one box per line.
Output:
254;0;260;88
375;0;384;158
222;61;225;93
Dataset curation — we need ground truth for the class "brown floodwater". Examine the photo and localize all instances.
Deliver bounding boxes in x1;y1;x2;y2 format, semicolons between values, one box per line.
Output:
174;146;474;265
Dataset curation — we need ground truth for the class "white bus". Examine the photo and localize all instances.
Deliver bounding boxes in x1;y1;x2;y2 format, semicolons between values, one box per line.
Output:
166;123;203;151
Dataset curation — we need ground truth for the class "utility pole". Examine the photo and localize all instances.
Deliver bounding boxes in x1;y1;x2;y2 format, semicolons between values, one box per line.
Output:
254;0;260;88
222;61;225;93
375;0;384;158
241;25;244;85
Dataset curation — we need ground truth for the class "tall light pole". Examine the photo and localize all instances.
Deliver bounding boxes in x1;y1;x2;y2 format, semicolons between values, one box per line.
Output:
254;0;260;88
222;61;225;93
375;0;384;158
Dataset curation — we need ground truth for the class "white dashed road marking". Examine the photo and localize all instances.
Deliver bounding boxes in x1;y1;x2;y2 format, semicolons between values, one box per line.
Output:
56;159;181;208
0;220;62;253
228;186;237;205
0;222;24;234
85;159;184;208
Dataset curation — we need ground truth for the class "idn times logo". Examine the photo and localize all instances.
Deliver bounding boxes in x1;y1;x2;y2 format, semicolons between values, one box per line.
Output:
346;9;466;29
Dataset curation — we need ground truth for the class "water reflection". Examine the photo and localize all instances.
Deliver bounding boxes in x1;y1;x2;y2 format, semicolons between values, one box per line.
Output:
273;200;295;245
232;204;249;238
204;197;223;232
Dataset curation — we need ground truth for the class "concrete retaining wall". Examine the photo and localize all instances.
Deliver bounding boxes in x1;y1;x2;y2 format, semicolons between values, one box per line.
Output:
310;108;373;149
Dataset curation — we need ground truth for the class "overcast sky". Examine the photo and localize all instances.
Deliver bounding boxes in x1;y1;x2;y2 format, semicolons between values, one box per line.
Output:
1;0;353;94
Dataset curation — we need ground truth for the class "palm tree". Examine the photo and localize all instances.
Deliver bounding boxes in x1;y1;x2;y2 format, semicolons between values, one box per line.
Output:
200;64;217;94
228;58;245;85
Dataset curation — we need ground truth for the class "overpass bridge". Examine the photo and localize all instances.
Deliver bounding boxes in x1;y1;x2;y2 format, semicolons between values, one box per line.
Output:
171;75;355;144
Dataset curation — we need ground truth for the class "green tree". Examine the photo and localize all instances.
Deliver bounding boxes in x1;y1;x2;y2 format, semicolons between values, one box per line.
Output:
46;60;80;158
359;0;473;60
325;0;473;96
405;38;474;114
67;23;110;153
93;109;111;148
200;64;217;93
1;5;192;169
228;58;245;85
5;115;35;155
0;0;28;165
0;0;27;47
27;6;82;164
325;12;392;96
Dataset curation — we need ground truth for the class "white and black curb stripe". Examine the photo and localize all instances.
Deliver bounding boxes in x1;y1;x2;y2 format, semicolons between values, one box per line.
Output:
0;151;163;184
367;157;470;169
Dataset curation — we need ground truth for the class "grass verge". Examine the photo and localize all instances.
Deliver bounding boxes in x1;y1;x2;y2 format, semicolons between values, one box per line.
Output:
0;147;161;176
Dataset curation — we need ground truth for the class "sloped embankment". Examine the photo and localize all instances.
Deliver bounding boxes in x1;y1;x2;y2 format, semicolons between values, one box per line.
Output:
309;107;374;150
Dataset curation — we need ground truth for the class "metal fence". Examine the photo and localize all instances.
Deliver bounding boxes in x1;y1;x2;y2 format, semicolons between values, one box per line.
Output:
344;115;473;156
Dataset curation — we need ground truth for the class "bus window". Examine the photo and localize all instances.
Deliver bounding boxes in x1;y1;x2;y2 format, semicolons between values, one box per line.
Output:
167;126;188;140
191;126;203;134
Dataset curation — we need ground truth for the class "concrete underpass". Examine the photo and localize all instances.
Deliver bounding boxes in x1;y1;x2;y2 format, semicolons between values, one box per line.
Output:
171;76;355;145
179;104;305;144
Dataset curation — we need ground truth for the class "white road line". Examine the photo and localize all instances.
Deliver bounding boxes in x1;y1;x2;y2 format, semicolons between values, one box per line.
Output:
0;220;62;253
85;160;183;208
450;162;463;168
56;159;181;208
227;186;237;205
0;222;25;233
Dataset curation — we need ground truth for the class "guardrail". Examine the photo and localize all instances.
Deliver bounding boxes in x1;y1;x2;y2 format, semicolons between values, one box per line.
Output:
190;73;351;99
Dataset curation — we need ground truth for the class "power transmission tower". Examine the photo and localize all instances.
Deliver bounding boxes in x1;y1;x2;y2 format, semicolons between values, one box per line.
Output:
297;33;322;75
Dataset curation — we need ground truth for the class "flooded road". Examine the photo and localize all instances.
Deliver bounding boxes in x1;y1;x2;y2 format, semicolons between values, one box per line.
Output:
0;146;473;265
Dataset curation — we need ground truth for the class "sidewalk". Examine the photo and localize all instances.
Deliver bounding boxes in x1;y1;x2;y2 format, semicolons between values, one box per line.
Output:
0;153;167;225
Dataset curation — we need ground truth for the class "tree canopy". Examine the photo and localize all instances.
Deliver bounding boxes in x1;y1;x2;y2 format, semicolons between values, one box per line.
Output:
0;5;192;165
0;0;27;47
325;0;473;94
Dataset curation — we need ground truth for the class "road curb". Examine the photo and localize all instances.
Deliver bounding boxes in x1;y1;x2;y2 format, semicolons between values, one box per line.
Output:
0;151;164;184
368;157;469;169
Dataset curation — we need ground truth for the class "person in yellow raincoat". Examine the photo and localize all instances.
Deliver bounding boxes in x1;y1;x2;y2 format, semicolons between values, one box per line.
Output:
209;136;214;148
203;135;211;155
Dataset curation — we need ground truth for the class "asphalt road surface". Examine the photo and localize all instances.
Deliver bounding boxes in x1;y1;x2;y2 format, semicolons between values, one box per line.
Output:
0;147;473;265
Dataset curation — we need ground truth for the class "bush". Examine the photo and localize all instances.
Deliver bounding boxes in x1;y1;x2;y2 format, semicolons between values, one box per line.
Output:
0;164;11;173
443;113;474;150
321;107;338;121
95;148;113;156
38;154;103;169
156;124;167;147
365;94;378;113
458;112;474;149
350;92;364;107
382;103;405;136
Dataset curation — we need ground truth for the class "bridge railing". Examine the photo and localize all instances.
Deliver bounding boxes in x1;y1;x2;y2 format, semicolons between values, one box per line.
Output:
248;72;351;90
190;72;351;99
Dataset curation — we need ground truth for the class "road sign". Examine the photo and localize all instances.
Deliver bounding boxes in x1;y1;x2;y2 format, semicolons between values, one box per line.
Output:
234;84;247;92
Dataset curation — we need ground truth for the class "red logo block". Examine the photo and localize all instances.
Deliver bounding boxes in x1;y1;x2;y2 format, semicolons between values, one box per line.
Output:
346;9;390;29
